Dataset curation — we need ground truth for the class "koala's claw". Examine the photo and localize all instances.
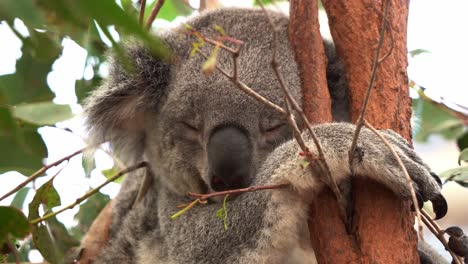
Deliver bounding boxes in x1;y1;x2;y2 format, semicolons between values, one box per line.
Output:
415;192;424;210
430;172;443;187
431;194;448;220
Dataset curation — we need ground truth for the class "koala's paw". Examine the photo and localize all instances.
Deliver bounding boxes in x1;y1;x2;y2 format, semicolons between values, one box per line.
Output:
312;123;447;219
376;129;447;219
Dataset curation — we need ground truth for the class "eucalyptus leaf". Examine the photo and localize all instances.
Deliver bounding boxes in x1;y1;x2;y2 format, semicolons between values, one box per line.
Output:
13;102;73;126
0;108;47;175
28;177;61;220
0;0;45;27
409;49;430;57
459;148;468;165
102;167;123;184
0;206;30;243
413;98;465;141
440;166;468;182
457;132;468;151
10;188;30;209
74;192;110;234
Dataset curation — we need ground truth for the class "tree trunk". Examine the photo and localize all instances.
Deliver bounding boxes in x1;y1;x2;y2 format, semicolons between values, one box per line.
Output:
289;0;418;263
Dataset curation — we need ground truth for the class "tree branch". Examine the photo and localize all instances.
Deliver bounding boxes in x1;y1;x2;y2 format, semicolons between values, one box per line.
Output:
421;209;463;264
145;0;165;30
139;0;147;25
0;148;84;202
30;161;148;225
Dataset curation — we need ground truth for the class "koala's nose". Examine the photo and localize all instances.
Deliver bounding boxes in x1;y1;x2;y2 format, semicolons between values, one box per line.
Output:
208;126;252;191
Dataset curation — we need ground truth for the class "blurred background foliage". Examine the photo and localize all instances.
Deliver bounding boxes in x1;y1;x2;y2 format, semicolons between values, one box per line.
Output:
0;0;466;263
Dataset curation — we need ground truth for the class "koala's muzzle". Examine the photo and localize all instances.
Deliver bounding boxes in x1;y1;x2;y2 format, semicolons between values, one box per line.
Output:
208;126;252;191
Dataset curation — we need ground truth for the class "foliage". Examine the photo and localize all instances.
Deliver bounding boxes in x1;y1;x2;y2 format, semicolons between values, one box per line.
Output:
0;0;466;263
0;0;193;262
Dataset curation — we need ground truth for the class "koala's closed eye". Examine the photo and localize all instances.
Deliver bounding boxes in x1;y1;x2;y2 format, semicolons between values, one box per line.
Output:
178;121;201;142
261;121;288;142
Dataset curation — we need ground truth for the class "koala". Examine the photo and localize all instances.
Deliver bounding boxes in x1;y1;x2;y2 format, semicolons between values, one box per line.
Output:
84;8;448;264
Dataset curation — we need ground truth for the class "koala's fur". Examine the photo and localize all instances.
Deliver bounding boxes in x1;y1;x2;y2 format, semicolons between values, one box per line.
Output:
84;8;448;264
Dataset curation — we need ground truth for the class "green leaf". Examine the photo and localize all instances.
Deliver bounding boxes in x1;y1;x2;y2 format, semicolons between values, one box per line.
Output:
297;158;310;169
413;98;465;141
457;131;468;151
0;43;57;105
216;194;229;230
202;45;219;75
440;166;468;188
409;49;430;57
73;192;110;235
79;0;169;58
0;108;47;175
28;29;62;61
214;25;225;36
28;177;61;221
459;148;468;165
75;76;103;104
216;208;223;219
27;177;78;263
82;154;96;178
0;206;30;243
0;0;45;27
13;102;73;125
31;217;79;263
102;166;123;184
10;188;30;209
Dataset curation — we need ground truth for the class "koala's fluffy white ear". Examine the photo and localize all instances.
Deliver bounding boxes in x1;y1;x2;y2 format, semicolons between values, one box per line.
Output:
84;45;171;161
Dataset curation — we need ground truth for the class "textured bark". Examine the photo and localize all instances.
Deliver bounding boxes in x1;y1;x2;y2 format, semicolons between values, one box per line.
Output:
289;0;417;263
289;0;333;124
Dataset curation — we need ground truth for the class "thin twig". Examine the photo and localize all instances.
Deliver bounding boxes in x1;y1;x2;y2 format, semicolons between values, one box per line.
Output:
363;120;423;239
30;161;148;224
188;183;289;201
139;0;147;25
185;30;242;55
421;209;463;264
369;1;394;63
348;0;391;163
145;0;165;30
0;148;84;202
197;50;286;115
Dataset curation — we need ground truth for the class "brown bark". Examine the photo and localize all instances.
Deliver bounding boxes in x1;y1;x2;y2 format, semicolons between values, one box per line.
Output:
289;0;333;124
290;0;417;263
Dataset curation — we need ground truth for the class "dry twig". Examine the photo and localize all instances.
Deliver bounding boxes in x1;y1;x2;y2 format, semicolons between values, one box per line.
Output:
188;183;289;201
145;0;165;30
139;0;147;25
0;148;84;202
421;209;463;264
30;161;148;224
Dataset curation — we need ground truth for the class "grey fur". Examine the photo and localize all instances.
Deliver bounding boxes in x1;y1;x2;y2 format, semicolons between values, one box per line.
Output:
83;8;446;264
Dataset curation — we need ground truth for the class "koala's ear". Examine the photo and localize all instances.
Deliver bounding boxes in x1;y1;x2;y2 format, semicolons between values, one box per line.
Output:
84;44;171;160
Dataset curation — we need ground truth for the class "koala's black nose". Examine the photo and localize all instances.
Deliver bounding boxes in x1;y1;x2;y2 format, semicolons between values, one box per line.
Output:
208;126;252;191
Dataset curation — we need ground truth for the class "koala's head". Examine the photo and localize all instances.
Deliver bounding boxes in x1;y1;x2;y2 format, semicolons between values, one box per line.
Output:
84;8;302;196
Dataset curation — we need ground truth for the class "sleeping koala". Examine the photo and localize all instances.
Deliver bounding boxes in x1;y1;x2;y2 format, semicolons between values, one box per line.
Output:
84;8;448;264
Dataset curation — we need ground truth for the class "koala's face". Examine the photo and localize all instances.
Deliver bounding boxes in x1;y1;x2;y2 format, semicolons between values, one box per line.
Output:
144;76;295;195
85;9;302;197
